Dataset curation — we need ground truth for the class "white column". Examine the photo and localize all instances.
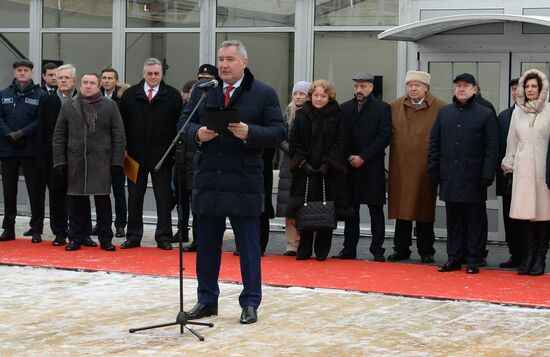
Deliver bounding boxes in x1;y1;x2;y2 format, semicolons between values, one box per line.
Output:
112;0;126;79
199;0;215;65
294;0;314;82
29;0;42;84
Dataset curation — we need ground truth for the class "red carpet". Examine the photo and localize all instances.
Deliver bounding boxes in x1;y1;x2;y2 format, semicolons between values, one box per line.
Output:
1;239;549;308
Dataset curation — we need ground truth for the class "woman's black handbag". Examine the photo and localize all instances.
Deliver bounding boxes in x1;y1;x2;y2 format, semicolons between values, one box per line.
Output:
295;177;337;231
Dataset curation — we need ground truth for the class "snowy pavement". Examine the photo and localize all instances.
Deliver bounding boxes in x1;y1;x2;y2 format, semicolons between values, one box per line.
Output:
0;265;549;356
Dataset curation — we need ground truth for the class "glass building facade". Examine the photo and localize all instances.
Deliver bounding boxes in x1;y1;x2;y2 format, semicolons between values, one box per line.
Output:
0;0;399;108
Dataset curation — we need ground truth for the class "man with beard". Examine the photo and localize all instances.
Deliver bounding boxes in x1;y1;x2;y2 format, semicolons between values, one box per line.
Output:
333;73;392;262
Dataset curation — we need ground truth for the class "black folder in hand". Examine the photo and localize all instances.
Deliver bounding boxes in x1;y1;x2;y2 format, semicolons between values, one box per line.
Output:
204;109;240;135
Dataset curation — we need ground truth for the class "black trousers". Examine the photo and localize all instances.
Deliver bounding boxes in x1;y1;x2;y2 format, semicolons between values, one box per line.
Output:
127;165;172;244
502;194;524;260
298;229;333;259
176;187;198;242
522;220;550;257
1;158;43;232
68;195;112;244
343;203;385;256
260;211;270;254
48;186;68;236
393;219;435;257
111;171;127;230
445;202;486;264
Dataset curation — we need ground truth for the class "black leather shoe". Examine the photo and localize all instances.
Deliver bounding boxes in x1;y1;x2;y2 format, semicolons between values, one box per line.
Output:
373;254;385;262
115;227;126;238
316;255;327;261
82;236;97;247
52;235;67;246
157;242;173;250
332;251;356;260
477;258;488;267
387;252;410;262
182;244;197;252
0;229;15;241
184;303;218;320
120;240;141;249
100;242;116;251
169;230;190;244
90;225;99;236
438;261;462;272
240;306;258;324
23;229;33;236
31;233;42;243
283;251;297;256
65;241;81;251
499;257;521;268
421;255;435;264
466;264;480;274
233;250;239;256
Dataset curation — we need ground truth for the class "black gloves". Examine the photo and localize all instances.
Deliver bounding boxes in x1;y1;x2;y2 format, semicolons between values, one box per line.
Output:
5;130;24;147
480;178;493;187
318;163;330;176
55;164;67;178
111;165;124;176
302;162;317;176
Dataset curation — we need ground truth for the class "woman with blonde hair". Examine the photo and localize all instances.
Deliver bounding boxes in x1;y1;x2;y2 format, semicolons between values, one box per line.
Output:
502;68;550;276
287;79;353;261
275;81;310;256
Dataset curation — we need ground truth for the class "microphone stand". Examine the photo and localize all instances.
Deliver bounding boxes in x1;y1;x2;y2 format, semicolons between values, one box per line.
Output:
129;87;214;340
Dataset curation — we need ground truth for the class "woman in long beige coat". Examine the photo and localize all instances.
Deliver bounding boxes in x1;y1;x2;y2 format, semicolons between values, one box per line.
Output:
502;68;550;276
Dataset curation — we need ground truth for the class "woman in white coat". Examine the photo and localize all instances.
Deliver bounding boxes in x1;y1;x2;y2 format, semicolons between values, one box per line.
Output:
502;68;550;276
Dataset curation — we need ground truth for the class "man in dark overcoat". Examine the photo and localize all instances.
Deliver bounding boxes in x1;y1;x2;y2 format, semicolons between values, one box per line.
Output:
180;40;285;324
496;78;523;268
333;73;392;261
428;73;498;274
36;64;79;246
98;67;126;238
0;59;47;243
119;58;183;250
52;72;126;251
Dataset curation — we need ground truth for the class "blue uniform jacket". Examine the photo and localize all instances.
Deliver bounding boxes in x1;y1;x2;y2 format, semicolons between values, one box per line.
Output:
0;79;46;158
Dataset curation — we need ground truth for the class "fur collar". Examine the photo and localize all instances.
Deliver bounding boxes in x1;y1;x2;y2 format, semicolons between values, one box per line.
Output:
516;68;549;114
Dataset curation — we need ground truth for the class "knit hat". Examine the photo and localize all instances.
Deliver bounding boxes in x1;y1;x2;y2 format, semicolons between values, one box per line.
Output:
292;81;311;95
405;70;430;85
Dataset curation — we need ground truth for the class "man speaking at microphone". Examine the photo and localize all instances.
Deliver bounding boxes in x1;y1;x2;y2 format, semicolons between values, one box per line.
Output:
179;40;284;324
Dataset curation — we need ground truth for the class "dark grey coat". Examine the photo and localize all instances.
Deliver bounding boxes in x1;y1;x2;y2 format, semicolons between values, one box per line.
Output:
275;115;293;217
428;96;498;203
52;94;126;195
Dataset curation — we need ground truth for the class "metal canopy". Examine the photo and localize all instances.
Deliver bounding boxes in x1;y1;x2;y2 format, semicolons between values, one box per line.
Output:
378;14;550;41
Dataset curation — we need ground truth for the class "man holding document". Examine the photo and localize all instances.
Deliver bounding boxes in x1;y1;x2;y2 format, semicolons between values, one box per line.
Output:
180;40;285;324
119;58;183;250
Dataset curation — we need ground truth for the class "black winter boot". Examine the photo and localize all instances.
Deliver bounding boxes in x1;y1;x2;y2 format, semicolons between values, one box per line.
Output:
518;255;535;275
529;256;546;276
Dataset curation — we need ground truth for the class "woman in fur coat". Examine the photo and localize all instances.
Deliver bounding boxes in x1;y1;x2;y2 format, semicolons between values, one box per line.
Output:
502;68;550;276
287;79;353;261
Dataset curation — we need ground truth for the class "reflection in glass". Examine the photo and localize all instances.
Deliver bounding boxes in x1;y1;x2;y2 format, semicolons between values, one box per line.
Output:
126;0;200;28
125;33;199;89
43;0;113;28
43;33;112;74
521;62;550;80
314;32;397;102
0;0;30;27
0;33;29;86
315;0;398;26
216;0;295;27
216;33;294;107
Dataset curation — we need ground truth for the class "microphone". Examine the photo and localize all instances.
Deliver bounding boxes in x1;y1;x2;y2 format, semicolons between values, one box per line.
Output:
196;79;219;89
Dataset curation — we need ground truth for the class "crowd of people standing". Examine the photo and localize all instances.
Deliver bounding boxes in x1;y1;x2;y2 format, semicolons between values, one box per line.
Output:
0;42;548;286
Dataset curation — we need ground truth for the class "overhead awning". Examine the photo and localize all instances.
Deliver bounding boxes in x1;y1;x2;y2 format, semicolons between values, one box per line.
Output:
378;14;550;41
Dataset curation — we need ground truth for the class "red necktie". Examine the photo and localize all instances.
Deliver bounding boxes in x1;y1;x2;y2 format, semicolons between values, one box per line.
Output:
147;88;154;102
224;86;234;108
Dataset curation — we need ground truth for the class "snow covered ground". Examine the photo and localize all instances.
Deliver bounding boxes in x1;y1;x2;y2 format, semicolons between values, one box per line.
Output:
0;265;548;356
